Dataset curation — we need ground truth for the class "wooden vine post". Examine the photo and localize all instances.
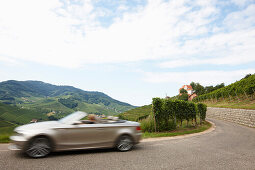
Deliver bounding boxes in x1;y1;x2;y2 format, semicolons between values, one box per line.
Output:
235;90;240;102
214;93;218;103
242;89;249;100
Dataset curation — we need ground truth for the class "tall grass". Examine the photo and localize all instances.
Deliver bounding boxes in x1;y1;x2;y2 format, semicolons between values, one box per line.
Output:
140;116;176;132
140;117;155;133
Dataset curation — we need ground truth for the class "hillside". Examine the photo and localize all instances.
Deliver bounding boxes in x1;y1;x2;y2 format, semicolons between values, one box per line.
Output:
0;102;49;141
0;80;135;116
119;104;152;121
0;102;47;125
193;74;255;109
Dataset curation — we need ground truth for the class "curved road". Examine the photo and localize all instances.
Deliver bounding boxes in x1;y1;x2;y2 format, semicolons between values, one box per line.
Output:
0;119;255;170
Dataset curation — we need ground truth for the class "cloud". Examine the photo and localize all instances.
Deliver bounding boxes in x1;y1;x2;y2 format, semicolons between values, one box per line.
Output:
0;0;254;69
160;7;255;69
223;4;255;31
143;69;255;86
0;0;212;68
0;55;17;64
230;0;254;7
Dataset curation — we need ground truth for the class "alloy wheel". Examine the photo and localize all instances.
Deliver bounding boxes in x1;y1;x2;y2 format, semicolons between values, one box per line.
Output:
116;135;133;152
26;137;51;158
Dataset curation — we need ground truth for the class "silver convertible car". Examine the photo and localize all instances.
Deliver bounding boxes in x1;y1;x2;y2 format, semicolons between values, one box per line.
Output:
9;111;142;158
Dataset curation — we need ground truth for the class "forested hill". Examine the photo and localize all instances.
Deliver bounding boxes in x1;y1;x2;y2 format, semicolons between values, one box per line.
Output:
0;80;135;116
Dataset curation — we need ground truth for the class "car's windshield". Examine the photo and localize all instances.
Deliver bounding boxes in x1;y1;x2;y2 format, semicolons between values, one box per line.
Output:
59;111;87;124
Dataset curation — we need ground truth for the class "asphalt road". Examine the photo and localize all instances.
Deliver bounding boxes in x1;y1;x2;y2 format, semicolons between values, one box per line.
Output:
0;119;255;170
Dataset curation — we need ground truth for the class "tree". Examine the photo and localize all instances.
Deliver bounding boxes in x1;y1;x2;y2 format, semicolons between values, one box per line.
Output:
180;88;188;94
179;88;188;101
243;74;252;79
179;93;188;101
191;81;225;96
194;83;205;95
190;82;196;89
214;83;225;90
205;86;214;93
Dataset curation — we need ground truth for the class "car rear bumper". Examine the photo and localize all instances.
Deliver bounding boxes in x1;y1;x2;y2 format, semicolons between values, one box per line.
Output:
134;132;142;144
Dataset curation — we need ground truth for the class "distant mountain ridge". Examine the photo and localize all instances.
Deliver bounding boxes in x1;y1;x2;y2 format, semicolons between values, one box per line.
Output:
0;80;135;116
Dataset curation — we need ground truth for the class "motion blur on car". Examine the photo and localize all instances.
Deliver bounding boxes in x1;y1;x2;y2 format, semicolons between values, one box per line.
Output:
9;111;142;158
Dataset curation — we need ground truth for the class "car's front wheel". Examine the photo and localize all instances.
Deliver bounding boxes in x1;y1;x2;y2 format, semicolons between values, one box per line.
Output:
26;137;51;158
116;135;134;152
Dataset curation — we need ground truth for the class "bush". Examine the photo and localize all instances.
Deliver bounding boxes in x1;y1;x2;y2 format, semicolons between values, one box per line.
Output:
187;102;197;125
151;98;202;132
197;103;207;124
152;97;163;131
178;93;189;101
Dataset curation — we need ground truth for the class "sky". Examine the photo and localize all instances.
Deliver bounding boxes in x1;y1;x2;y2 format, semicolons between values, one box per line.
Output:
0;0;255;106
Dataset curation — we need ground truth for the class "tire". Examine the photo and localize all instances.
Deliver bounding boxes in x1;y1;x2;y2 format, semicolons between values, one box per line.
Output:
25;137;52;158
116;135;134;152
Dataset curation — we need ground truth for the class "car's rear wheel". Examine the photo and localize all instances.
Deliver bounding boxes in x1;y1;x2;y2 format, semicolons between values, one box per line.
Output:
26;137;51;158
116;135;134;152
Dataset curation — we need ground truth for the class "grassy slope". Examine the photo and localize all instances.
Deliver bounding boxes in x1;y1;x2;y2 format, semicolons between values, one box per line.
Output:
119;104;152;121
17;97;119;117
76;102;118;115
0;102;47;124
0;102;50;142
203;95;255;109
195;74;255;109
17;97;74;116
0;126;14;143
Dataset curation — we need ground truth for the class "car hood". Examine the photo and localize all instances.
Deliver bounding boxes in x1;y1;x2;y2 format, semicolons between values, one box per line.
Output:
15;121;62;132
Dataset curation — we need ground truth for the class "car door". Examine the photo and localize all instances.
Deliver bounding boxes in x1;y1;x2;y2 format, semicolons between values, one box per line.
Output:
55;124;103;149
76;123;118;147
94;124;119;146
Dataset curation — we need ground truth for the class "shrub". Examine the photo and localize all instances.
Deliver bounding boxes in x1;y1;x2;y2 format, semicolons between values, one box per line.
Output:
197;103;207;124
187;102;197;125
151;98;200;132
152;97;163;131
174;100;187;126
178;93;189;101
